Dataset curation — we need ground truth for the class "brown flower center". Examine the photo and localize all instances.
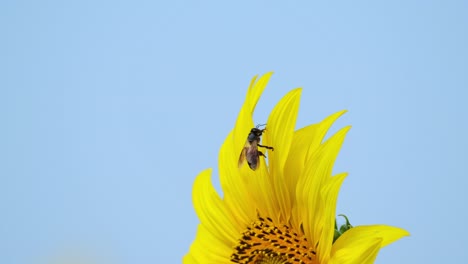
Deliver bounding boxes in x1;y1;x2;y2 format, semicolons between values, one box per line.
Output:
231;216;317;264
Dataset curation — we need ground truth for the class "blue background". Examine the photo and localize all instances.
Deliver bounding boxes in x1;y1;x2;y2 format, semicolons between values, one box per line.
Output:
1;1;467;263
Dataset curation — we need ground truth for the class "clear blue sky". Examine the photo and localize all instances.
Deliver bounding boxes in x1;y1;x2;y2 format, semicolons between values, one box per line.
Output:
1;1;467;263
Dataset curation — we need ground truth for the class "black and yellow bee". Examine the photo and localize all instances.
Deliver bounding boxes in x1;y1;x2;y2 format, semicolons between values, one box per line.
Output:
238;124;274;170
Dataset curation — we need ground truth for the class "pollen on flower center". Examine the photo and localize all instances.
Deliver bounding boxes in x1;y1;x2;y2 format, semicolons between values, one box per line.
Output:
231;216;317;264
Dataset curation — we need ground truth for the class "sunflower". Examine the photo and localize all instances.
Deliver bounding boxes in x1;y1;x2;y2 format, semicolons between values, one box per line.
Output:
184;73;409;264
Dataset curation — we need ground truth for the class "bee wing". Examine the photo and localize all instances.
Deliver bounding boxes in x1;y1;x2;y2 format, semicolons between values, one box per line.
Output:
238;146;247;168
247;147;259;170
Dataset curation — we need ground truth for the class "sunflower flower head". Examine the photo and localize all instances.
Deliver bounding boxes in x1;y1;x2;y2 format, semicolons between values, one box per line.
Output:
184;73;409;264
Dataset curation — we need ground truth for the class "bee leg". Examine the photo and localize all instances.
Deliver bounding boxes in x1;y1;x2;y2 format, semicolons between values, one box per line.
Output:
258;151;266;158
258;144;274;151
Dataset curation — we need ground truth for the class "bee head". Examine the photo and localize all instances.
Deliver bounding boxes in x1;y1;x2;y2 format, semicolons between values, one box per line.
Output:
250;127;264;135
246;124;266;143
252;127;265;137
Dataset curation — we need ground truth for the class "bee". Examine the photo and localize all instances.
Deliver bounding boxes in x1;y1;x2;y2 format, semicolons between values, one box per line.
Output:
238;124;274;170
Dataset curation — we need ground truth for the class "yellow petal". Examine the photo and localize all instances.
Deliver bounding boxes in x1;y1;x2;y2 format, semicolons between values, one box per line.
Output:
335;225;410;249
218;131;257;228
242;156;279;220
287;111;347;229
192;169;239;245
241;73;281;221
233;72;273;159
218;73;273;227
286;110;347;191
297;126;351;242
264;88;302;173
187;225;232;264
330;225;409;264
182;253;198;264
317;173;347;264
262;88;302;223
329;237;382;264
211;72;276;259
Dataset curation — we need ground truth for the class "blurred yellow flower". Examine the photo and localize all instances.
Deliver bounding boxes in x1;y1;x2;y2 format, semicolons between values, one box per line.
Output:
184;73;409;264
